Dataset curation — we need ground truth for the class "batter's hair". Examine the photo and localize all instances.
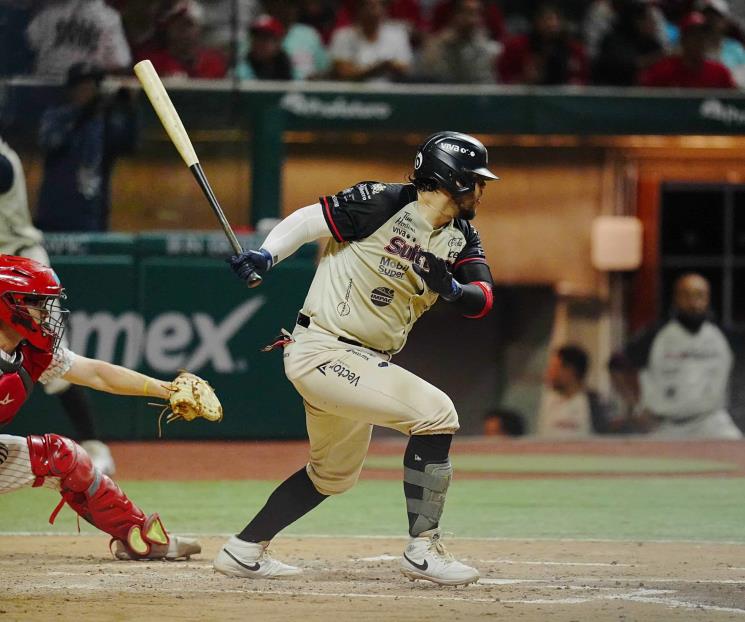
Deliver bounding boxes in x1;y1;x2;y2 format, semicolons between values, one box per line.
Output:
408;173;439;192
557;344;589;381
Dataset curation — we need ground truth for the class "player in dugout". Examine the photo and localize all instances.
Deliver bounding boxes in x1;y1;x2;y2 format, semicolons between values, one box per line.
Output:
218;131;498;586
0;255;207;560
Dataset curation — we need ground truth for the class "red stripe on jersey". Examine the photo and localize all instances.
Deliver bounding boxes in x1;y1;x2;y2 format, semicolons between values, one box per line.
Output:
322;196;344;242
453;256;486;270
464;281;493;319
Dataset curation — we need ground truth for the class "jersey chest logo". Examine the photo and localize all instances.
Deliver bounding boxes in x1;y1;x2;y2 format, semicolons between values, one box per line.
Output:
384;236;422;262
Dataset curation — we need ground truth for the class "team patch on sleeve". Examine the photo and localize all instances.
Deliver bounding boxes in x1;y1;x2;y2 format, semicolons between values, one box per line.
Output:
319;182;416;242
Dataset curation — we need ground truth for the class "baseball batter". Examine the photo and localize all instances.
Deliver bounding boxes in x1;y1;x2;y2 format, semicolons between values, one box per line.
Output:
0;254;200;560
215;132;497;586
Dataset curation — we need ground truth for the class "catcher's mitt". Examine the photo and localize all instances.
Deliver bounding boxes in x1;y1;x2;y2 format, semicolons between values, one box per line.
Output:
153;372;223;436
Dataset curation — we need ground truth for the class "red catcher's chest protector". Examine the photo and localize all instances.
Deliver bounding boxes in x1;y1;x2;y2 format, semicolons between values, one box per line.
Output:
0;343;52;426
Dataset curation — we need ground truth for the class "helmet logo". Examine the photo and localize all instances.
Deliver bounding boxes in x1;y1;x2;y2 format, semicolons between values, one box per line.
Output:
441;143;476;156
414;152;423;169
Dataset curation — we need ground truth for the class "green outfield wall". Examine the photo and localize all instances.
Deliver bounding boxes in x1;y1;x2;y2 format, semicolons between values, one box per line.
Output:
4;233;317;440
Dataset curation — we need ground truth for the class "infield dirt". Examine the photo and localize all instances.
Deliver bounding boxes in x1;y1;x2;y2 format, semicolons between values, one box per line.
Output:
2;535;744;621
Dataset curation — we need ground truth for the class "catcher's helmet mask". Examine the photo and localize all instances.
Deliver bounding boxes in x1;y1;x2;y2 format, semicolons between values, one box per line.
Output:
0;258;68;352
413;131;499;197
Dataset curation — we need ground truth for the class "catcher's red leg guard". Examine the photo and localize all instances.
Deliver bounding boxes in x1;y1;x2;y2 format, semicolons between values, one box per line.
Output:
27;434;169;557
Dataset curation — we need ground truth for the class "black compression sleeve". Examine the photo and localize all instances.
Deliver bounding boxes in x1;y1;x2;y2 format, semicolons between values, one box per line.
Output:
238;467;327;542
452;282;493;318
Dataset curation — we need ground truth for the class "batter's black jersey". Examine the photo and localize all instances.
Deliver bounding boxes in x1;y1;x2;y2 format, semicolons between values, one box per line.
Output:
301;181;493;353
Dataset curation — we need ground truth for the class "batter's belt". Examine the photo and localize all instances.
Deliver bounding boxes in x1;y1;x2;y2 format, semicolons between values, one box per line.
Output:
296;312;388;356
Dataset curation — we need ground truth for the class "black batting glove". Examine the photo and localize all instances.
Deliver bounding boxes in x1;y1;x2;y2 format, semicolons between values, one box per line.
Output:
412;250;463;301
226;248;273;283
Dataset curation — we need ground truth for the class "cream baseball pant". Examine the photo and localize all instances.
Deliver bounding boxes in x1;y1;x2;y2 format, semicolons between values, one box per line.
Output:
283;325;459;496
0;435;59;494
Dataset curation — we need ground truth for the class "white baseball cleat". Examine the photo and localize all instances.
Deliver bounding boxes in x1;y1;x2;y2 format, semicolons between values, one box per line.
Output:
214;535;302;578
80;440;116;477
113;535;202;560
400;529;479;586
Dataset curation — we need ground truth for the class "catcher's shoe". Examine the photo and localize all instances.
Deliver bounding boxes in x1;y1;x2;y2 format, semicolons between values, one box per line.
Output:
400;529;479;586
214;535;301;578
113;535;201;560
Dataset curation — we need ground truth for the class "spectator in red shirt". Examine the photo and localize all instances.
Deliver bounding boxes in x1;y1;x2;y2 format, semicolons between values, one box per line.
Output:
639;11;736;87
135;0;228;79
497;3;588;85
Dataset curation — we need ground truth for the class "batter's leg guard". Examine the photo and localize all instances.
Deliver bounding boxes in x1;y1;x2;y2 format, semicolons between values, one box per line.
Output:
26;434;169;558
403;434;453;537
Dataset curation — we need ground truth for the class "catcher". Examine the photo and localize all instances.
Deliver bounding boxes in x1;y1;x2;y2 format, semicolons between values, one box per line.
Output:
0;255;222;560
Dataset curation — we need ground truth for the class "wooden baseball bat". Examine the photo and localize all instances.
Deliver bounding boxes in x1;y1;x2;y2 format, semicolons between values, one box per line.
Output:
133;59;262;288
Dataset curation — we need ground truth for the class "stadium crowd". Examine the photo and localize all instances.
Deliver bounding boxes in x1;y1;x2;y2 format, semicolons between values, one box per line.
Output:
2;0;745;88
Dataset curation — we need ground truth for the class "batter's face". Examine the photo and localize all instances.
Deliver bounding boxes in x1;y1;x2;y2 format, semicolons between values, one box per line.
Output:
454;178;486;220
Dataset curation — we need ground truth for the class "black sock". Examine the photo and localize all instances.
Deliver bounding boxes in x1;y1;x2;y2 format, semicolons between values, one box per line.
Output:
239;467;327;543
58;385;98;440
403;434;452;535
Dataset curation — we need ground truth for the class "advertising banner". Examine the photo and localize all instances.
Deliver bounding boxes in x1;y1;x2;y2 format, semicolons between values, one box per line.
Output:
5;236;315;440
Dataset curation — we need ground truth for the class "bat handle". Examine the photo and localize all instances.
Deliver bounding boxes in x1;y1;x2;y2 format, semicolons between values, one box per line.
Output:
188;164;263;289
246;271;263;288
226;237;263;288
229;240;263;289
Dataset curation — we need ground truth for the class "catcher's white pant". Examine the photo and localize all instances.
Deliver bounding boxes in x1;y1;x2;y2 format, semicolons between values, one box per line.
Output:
0;434;60;494
284;325;459;496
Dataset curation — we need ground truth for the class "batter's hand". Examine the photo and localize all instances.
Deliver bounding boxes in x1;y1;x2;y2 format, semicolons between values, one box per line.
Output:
227;248;272;285
413;251;463;301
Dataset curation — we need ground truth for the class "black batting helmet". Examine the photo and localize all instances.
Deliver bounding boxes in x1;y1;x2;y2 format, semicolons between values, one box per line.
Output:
412;131;499;197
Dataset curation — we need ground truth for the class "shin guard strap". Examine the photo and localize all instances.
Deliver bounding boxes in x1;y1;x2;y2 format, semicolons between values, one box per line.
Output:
48;498;66;524
403;467;450;493
404;460;453;537
406;498;443;521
